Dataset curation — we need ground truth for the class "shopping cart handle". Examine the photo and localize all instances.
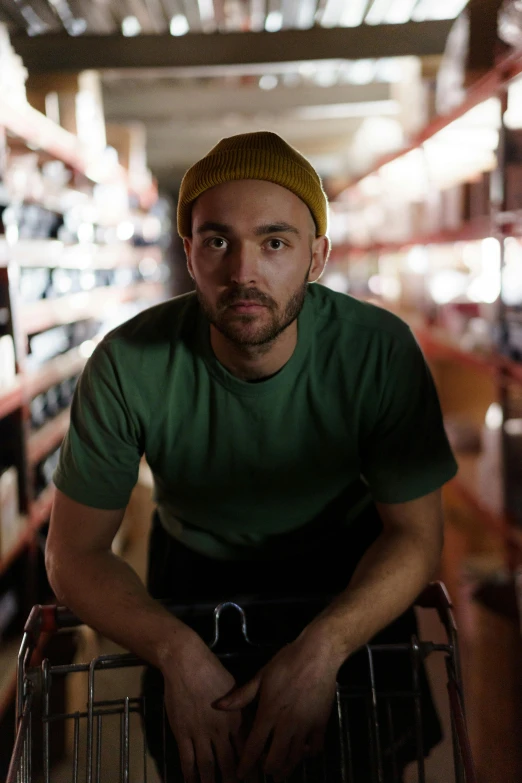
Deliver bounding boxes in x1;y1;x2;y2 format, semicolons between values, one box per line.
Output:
24;604;82;641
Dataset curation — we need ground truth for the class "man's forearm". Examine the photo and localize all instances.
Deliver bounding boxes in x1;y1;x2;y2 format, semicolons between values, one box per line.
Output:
47;548;200;671
301;494;443;666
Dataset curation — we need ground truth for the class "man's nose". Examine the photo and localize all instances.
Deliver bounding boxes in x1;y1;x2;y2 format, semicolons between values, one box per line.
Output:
227;242;258;284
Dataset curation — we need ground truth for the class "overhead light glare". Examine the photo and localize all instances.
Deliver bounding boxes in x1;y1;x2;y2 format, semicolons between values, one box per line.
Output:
365;0;394;25
412;0;470;22
259;74;278;90
122;16;141;36
197;0;214;23
265;11;283;32
384;0;418;24
340;0;371;27
320;0;344;27
170;14;189;35
294;100;400;120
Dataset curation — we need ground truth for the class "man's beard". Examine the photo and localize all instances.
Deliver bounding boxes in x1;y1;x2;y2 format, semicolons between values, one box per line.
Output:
196;264;311;348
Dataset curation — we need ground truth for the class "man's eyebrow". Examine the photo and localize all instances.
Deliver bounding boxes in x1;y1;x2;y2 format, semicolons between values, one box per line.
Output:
254;222;301;236
196;221;231;234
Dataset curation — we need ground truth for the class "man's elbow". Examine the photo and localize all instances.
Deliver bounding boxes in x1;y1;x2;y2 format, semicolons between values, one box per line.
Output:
45;539;71;605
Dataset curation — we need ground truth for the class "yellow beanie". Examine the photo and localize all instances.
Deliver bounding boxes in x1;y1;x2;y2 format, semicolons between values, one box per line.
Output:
177;131;328;238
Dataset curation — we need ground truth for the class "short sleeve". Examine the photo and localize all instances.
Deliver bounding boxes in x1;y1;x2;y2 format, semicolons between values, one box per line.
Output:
360;330;457;503
53;341;144;509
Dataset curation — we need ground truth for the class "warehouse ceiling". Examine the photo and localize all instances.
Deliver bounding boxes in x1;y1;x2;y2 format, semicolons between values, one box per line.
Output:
3;0;471;190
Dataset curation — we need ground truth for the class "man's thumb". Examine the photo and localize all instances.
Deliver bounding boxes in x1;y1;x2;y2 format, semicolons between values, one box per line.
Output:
214;677;260;710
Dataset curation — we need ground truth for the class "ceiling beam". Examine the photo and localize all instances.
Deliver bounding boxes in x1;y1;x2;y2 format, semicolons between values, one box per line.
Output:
103;82;393;120
12;20;453;71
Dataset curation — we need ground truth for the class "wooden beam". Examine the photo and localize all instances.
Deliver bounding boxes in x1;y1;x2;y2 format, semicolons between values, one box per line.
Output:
12;21;453;72
103;82;393;120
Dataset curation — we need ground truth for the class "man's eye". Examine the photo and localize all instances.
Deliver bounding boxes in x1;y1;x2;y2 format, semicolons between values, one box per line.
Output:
207;237;227;249
267;239;285;250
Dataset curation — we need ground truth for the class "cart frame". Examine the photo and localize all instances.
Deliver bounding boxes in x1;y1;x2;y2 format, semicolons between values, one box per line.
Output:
6;581;477;783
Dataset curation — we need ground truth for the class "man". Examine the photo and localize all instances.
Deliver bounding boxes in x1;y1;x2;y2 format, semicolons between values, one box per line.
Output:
46;131;457;783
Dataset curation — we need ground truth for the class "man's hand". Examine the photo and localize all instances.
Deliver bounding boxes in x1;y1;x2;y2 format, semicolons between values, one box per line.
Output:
162;635;244;783
215;627;344;782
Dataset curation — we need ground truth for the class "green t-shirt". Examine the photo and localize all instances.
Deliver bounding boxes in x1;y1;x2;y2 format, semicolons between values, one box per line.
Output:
54;284;457;560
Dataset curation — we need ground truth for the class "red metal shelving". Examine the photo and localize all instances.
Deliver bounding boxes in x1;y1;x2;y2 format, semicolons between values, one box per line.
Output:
29;485;55;530
20;281;163;335
0;93;123;184
27;409;70;467
344;48;522;191
0;379;23;419
331;217;493;258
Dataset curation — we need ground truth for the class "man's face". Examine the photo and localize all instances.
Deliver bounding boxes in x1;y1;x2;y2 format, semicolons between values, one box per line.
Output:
184;179;327;348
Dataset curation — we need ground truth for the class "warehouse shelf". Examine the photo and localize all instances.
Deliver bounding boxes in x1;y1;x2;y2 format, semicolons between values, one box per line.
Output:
0;378;23;420
1;239;162;270
27;409;70;467
0;339;103;421
20;280;164;334
0;517;30;579
348;48;522;190
25;338;102;400
330;217;493;258
0;487;55;580
0;91;122;184
450;453;508;539
414;324;522;388
29;485;55;530
0;636;20;720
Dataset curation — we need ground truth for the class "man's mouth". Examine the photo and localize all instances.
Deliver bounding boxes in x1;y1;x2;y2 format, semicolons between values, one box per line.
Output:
228;300;267;312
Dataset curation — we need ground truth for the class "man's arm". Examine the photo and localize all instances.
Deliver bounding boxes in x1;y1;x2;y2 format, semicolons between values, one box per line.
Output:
47;489;246;783
303;487;444;659
218;489;443;781
46;488;197;667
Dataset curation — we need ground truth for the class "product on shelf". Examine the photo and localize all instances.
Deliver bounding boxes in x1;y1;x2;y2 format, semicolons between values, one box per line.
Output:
29;374;79;433
34;447;61;497
26;325;70;369
26;70;106;159
0;334;15;389
0;466;20;559
0;24;28;106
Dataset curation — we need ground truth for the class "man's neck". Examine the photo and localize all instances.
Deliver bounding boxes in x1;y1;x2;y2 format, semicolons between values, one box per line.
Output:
209;321;298;381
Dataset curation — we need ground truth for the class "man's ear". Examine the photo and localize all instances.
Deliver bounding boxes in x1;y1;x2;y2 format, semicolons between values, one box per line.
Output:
184;237;195;280
308;235;330;283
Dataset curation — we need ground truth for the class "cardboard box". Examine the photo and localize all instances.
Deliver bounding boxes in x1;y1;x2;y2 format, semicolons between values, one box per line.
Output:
26;70;106;155
105;123;150;193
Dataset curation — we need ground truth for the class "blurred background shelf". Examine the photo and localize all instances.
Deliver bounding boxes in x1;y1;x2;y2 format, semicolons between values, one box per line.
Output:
20;281;164;334
0;636;20;721
27;410;70;467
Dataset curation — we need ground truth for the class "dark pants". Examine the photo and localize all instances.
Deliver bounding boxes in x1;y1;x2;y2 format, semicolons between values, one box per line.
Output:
142;506;442;781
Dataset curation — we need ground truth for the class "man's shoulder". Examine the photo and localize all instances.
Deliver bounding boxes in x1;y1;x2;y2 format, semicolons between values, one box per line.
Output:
309;284;411;343
102;291;199;350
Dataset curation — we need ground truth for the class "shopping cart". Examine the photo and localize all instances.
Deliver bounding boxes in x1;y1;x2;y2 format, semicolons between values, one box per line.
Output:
7;581;476;783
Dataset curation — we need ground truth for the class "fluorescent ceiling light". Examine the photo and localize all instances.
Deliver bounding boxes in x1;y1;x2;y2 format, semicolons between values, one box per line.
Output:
296;0;317;29
121;16;141;38
340;0;371;27
384;0;419;24
412;0;469;21
197;0;214;24
319;0;344;27
265;11;283;32
365;0;394;25
259;74;278;90
170;14;189;35
294;100;400;119
122;16;142;36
